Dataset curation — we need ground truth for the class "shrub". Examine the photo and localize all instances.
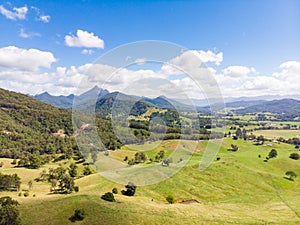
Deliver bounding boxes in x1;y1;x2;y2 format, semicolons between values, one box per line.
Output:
83;166;93;176
285;171;297;181
290;153;300;160
74;186;79;192
166;195;175;204
112;187;118;194
268;149;278;158
121;182;136;196
18;192;22;197
23;191;29;197
33;194;36;197
72;208;85;221
101;192;115;202
0;162;3;167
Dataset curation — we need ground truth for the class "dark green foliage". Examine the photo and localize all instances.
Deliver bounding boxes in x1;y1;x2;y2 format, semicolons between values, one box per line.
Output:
0;88;76;159
70;208;85;221
229;144;239;152
289;153;299;160
23;191;29;197
0;196;20;225
112;188;118;194
47;167;75;193
268;149;278;159
134;152;147;163
101;192;115;202
0;173;21;191
155;150;165;162
58;174;75;193
83;166;93;176
74;186;79;192
285;171;297;181
17;154;45;169
69;163;78;178
121;182;136;196
166;195;175;204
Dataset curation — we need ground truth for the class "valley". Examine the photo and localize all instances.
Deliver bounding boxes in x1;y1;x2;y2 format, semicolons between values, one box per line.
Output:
0;87;300;224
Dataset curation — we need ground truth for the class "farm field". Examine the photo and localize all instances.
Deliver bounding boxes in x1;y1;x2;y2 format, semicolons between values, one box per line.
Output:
1;138;300;224
253;129;300;139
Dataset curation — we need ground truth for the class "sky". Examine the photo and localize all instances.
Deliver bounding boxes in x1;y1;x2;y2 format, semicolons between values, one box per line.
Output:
0;0;299;99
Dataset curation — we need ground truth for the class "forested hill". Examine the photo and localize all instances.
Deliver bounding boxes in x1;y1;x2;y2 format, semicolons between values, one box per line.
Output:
234;99;300;117
0;88;76;158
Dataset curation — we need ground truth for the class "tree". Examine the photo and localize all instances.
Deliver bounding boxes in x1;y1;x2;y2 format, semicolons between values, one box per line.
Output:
0;196;20;225
101;192;115;202
134;152;147;163
166;195;175;204
268;149;278;159
289;153;300;160
285;171;297;181
230;144;239;152
69;163;78;178
83;166;93;176
70;208;85;221
112;187;118;194
155;151;165;162
58;174;75;192
121;182;136;196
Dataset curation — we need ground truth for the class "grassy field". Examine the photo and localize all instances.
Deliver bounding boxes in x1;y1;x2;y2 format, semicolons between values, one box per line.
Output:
253;129;300;139
1;138;300;224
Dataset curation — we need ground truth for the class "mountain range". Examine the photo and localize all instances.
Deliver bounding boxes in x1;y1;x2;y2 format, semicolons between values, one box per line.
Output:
32;86;300;116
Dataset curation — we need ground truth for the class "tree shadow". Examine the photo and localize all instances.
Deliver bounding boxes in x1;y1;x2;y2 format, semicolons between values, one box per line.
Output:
283;177;294;181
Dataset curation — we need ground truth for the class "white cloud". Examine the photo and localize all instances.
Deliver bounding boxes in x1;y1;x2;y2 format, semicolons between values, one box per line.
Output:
0;46;56;71
0;5;27;20
19;28;40;38
39;15;50;23
222;66;255;78
161;50;223;76
65;30;104;48
81;49;94;55
192;50;223;65
273;61;300;81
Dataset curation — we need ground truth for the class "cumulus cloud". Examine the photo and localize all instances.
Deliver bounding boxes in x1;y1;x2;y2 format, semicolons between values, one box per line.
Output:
0;5;27;20
193;50;223;65
19;28;40;38
0;46;56;71
161;50;223;76
222;66;256;78
65;30;104;48
273;61;300;81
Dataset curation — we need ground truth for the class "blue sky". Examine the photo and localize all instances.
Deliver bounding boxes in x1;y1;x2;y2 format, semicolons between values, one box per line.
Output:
0;0;299;98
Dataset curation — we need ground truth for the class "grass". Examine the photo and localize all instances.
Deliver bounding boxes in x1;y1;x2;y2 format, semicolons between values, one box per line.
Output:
253;129;300;139
1;138;300;224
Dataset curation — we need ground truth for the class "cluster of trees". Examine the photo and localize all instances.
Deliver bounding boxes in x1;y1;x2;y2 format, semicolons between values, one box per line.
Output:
101;182;137;203
0;196;20;225
0;173;21;192
35;165;81;193
127;152;147;165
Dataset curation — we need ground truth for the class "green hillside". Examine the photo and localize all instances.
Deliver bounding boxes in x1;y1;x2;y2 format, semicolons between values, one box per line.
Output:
0;138;299;224
0;88;76;158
